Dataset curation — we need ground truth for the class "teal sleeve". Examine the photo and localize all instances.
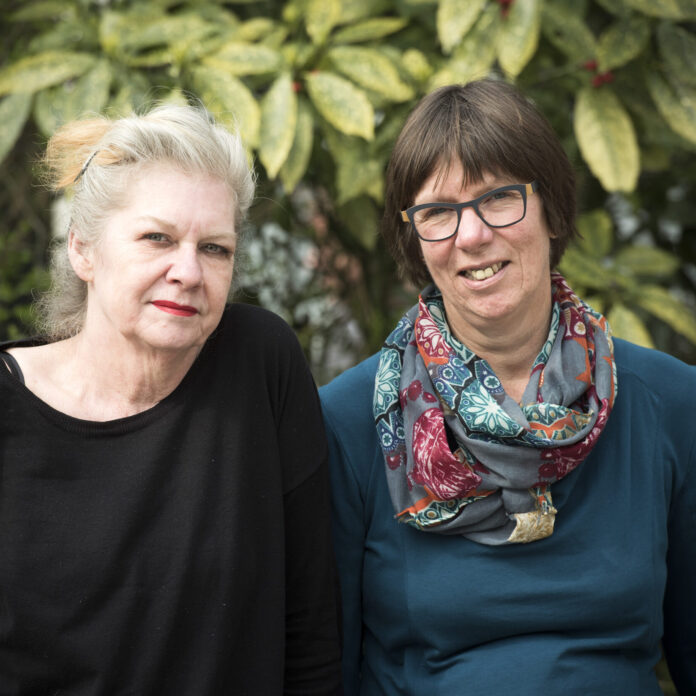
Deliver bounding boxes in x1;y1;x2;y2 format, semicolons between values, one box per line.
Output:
663;424;696;693
321;402;366;696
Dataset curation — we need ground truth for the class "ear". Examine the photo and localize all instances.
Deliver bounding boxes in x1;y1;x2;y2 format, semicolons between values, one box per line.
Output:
68;228;94;282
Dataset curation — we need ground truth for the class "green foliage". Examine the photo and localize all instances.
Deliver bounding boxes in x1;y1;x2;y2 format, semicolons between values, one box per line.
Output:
0;0;695;386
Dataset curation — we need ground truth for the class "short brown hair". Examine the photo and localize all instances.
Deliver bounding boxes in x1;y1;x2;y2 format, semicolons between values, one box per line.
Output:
382;79;577;287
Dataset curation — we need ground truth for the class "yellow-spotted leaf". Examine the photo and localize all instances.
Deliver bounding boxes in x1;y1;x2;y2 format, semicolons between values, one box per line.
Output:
203;43;283;76
332;17;408;43
337;155;383;205
0;52;96;97
574;86;639;192
437;0;486;54
190;65;260;148
607;305;654;348
402;49;432;83
558;246;613;291
33;59;112;137
658;22;696;89
236;18;277;42
338;196;379;250
597;14;650;71
107;72;152;116
259;74;297;180
498;0;541;77
646;70;696;145
305;71;374;140
328;46;414;102
622;0;696;19
429;4;500;88
635;285;696;343
615;245;680;278
306;0;341;44
280;98;314;193
0;93;32;163
576;209;614;258
542;4;596;62
336;0;392;24
9;1;77;22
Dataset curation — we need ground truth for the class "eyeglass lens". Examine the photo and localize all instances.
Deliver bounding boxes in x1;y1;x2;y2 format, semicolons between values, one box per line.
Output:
413;188;526;240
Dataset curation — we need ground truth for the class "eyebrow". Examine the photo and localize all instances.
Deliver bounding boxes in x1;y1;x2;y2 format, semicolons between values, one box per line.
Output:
415;179;509;205
135;216;236;240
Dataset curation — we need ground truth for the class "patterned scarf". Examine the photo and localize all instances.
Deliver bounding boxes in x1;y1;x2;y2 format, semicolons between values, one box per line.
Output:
373;273;617;545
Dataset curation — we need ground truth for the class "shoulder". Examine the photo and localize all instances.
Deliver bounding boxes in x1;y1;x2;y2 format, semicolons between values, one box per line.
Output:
320;354;379;416
217;302;298;344
319;353;380;445
614;338;696;402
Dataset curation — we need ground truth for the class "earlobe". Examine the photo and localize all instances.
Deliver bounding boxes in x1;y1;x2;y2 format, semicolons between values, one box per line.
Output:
68;229;94;282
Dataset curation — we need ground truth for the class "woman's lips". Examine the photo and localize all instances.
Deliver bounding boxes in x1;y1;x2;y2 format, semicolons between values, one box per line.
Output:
151;300;198;317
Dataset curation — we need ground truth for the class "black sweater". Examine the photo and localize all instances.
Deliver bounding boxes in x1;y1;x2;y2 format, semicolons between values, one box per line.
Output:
0;304;342;695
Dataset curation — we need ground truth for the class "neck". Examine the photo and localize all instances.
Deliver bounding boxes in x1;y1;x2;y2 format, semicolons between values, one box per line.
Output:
444;295;553;404
41;330;199;421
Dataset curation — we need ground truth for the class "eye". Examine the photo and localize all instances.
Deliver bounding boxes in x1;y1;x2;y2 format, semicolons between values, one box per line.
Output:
486;190;513;203
142;232;169;243
417;206;454;222
201;243;232;257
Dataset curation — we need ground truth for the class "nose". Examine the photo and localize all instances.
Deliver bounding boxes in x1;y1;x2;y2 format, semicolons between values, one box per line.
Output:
166;244;203;288
453;206;494;249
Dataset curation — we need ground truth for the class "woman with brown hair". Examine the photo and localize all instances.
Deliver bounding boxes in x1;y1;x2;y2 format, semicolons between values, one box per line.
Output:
321;79;695;694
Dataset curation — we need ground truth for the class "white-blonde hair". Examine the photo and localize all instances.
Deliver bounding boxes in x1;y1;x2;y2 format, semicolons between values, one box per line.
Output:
38;103;255;339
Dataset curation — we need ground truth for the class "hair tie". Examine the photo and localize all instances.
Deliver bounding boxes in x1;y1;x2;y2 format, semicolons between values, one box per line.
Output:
73;150;99;183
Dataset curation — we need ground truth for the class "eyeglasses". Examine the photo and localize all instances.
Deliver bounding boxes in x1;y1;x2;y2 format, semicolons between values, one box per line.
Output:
400;181;539;242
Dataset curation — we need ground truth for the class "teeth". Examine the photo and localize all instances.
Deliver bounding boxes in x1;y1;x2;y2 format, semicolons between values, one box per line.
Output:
465;262;503;280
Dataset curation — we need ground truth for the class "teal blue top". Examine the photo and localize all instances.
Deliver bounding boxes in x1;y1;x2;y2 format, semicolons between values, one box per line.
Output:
320;339;696;695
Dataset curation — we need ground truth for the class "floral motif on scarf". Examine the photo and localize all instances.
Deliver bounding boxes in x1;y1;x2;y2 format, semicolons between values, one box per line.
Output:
373;273;617;546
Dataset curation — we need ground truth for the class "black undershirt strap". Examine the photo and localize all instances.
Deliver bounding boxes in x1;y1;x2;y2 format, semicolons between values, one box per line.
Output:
0;351;25;384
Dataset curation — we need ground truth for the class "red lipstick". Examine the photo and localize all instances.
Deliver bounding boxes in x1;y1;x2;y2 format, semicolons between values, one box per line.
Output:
152;300;198;317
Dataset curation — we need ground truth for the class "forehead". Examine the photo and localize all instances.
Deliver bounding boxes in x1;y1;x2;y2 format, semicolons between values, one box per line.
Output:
119;163;236;224
414;161;511;202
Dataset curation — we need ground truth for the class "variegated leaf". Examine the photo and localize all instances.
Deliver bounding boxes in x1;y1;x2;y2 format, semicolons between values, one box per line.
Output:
576;209;614;258
203;43;283;76
497;0;541;77
305;71;374;140
0;93;32;163
259;74;297;179
332;17;408;44
615;245;680;277
280;98;314;193
436;0;486;54
541;4;596;62
657;22;696;89
607;305;654;348
0;52;96;97
306;0;341;44
635;285;696;343
429;4;500;89
622;0;696;19
34;59;112;137
646;70;696;145
190;65;260;148
574;86;639;192
328;46;414;102
597;14;650;71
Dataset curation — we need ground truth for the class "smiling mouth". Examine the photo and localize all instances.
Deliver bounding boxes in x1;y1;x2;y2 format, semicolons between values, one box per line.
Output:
461;261;507;281
152;300;198;317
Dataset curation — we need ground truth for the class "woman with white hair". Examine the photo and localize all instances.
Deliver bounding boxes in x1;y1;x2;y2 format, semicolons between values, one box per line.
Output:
0;105;341;694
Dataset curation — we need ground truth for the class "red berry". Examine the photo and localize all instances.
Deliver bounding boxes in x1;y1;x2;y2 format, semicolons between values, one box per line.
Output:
582;59;598;71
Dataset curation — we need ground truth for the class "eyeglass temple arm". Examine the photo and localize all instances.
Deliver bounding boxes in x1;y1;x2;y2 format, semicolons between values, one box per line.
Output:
400;210;409;222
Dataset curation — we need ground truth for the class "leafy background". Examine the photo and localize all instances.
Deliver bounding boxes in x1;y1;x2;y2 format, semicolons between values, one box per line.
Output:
0;0;694;690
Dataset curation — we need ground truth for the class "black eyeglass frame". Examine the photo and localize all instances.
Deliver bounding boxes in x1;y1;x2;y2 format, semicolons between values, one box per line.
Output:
400;181;539;242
